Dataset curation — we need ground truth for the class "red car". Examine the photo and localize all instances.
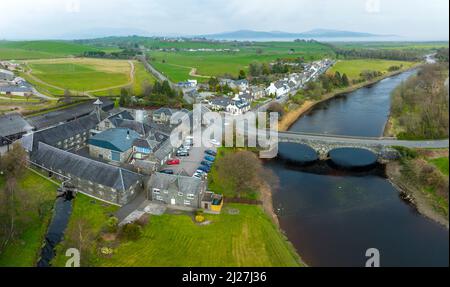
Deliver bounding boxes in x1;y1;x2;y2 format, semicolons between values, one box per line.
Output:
167;159;181;165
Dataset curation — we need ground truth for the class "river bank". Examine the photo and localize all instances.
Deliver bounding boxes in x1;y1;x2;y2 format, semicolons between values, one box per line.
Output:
386;154;449;229
279;64;422;132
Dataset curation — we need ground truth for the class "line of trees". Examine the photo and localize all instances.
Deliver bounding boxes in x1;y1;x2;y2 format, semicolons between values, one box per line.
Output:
82;49;139;60
118;80;188;109
331;47;422;61
390;63;449;139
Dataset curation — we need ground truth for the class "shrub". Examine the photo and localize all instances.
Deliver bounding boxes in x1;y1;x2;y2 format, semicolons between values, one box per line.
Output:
392;146;418;160
195;215;205;223
120;223;143;241
105;217;119;233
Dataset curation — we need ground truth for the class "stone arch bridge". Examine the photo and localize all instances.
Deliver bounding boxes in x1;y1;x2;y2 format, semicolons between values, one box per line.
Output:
273;131;449;163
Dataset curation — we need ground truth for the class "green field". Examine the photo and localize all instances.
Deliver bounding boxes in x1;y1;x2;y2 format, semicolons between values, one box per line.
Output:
131;62;158;94
0;169;58;267
52;194;301;267
0;40;101;60
428;157;449;176
328;59;417;79
26;58;132;92
149;41;335;82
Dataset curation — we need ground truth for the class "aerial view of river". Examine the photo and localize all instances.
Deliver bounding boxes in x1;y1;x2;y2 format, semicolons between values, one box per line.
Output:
266;69;449;267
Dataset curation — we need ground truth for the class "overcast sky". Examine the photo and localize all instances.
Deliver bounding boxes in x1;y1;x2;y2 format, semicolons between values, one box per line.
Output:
0;0;448;40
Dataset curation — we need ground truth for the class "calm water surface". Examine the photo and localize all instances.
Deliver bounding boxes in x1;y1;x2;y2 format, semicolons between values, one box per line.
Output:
268;70;449;267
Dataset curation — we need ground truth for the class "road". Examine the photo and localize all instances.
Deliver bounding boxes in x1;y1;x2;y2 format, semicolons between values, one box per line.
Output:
277;131;450;149
136;54;179;91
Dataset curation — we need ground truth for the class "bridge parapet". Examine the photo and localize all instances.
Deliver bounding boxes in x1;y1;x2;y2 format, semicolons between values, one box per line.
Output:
277;134;399;162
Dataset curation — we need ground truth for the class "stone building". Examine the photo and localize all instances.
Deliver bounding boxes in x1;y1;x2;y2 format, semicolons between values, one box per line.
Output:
31;143;143;205
147;173;206;210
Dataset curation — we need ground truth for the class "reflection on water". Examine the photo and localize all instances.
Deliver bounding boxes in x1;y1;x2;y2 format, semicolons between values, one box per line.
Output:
269;70;449;267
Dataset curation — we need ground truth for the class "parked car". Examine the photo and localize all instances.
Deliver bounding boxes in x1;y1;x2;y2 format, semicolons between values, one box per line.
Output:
205;150;217;156
204;155;215;162
167;159;181;165
198;165;211;173
201;161;212;167
209;139;221;146
160;169;174;175
177;150;189;157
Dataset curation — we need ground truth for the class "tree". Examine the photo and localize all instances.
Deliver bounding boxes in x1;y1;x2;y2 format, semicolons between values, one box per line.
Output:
238;69;246;80
341;73;350;87
119;87;130;107
266;102;285;118
215;151;268;198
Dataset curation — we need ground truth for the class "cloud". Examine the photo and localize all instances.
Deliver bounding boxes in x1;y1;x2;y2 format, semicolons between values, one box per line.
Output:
0;0;448;40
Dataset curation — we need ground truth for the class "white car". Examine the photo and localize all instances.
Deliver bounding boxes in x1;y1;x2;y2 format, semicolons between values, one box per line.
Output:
209;139;221;146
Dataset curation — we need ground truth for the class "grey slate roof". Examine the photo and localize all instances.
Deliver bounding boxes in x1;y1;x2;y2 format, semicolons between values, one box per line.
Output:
148;173;203;196
112;118;151;136
27;99;114;130
26;113;100;153
210;96;232;107
0;113;33;137
153;140;174;161
31;142;142;191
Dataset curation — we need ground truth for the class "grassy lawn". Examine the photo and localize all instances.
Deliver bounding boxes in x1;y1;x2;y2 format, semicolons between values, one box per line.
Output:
328;59;416;80
0;40;102;60
99;204;300;267
52;195;300;267
428;157;449;176
0;169;58;267
26;58;132;92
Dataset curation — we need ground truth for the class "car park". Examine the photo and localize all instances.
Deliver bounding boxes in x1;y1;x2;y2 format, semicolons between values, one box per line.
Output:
204;155;215;162
176;150;189;157
201;160;212;167
198;165;211;173
205;150;217;156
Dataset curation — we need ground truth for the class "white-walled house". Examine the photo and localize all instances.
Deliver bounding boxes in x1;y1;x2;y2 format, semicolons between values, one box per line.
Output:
266;81;288;97
226;95;250;115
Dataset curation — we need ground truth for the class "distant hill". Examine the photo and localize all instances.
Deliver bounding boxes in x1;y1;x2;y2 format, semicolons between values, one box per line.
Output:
200;29;385;40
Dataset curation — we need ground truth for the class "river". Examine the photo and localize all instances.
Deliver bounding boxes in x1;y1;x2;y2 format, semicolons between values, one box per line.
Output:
266;69;449;267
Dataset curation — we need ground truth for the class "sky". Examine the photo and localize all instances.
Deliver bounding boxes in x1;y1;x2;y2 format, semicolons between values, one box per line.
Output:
0;0;448;40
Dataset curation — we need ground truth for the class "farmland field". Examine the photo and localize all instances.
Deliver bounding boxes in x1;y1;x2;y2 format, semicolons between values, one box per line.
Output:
328;59;417;79
51;195;301;267
0;40;101;60
148;41;335;82
25;58;133;92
